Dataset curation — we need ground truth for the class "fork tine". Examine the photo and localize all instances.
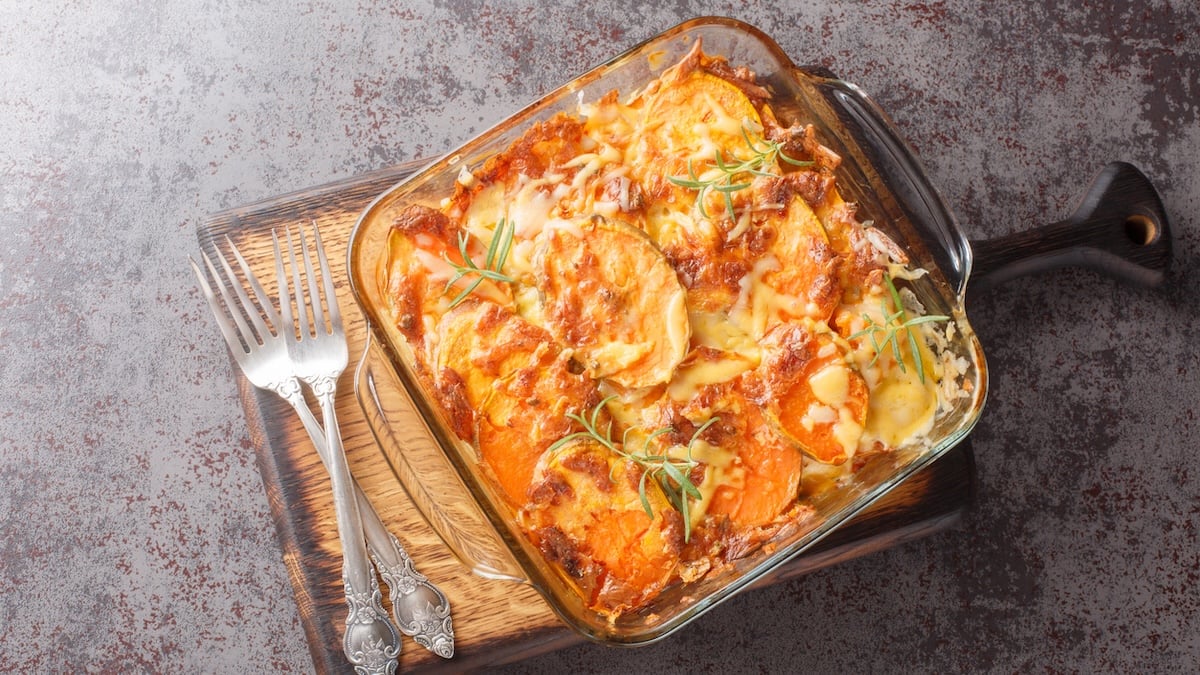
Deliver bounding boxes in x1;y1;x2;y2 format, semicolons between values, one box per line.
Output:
198;248;261;354
190;253;248;357
272;229;294;341
208;239;274;348
311;220;341;331
298;222;326;336
225;235;280;338
284;225;312;340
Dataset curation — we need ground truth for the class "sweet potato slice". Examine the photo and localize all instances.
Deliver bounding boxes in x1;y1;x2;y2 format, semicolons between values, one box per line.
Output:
434;301;597;505
534;215;689;389
632;69;767;228
754;323;868;465
774;358;869;465
645;70;763;157
702;392;805;530
761;195;842;323
384;205;460;347
524;438;684;616
632;359;803;533
433;302;549;406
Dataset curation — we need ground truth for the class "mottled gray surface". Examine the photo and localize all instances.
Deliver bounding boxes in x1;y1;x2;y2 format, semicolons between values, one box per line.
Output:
1;1;1197;672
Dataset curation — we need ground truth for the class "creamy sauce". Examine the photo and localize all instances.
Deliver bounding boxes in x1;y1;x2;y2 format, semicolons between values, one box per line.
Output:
864;343;939;447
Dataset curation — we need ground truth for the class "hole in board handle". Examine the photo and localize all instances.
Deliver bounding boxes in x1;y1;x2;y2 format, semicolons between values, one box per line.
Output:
1124;215;1157;246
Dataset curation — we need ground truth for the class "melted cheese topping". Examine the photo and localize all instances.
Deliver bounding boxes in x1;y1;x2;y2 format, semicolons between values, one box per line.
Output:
668;354;755;402
862;332;940;446
809;364;850;407
383;44;955;619
676;439;738;526
730;255;783;340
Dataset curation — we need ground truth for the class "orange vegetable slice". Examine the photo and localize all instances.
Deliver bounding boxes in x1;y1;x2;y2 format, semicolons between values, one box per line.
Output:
763;195;842;323
704;399;805;530
524;437;683;615
755;323;869;465
434;301;596;505
534;215;689;389
645;70;763;157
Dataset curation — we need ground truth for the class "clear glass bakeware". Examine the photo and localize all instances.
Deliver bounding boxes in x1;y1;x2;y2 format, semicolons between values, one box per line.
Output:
348;16;988;645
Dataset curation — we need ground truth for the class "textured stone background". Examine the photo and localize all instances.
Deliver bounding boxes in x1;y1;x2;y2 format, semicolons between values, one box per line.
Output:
1;1;1197;672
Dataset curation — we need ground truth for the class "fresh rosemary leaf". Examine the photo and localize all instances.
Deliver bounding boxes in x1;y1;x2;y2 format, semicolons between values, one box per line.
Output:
667;126;813;221
848;274;949;383
549;397;716;542
442;217;517;308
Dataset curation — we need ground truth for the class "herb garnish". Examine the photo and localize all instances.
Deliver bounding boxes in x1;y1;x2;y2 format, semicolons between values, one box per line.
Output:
848;274;949;384
668;127;813;220
548;396;717;542
443;217;516;308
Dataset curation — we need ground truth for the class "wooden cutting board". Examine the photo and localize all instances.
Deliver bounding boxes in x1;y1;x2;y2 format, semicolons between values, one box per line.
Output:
197;161;975;673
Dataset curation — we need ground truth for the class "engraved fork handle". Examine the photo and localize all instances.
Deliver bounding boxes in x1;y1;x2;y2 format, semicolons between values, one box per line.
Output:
298;372;398;672
306;374;400;675
271;379;454;659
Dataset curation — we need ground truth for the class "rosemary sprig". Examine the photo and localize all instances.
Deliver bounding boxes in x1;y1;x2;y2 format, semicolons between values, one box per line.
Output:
848;274;949;384
668;159;750;221
548;396;716;542
443;217;516;308
667;127;813;220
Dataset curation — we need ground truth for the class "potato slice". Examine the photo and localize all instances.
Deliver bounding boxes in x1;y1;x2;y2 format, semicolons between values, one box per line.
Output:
762;195;842;323
434;301;597;505
754;323;868;465
534;215;689;389
524;437;684;616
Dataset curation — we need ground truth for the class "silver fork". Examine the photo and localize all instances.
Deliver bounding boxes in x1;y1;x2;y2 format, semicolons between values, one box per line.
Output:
191;233;453;667
274;222;402;674
191;238;400;674
276;224;453;659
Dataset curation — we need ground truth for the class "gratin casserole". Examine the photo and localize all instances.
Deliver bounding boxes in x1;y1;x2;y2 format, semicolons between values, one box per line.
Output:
376;41;968;619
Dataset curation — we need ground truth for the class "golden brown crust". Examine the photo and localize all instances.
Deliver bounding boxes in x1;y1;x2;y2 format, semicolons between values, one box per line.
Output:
534;216;689;388
448;113;587;220
380;44;943;619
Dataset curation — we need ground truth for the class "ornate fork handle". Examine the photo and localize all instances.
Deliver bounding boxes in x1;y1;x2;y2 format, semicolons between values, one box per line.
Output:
271;376;454;659
367;525;454;658
305;373;399;675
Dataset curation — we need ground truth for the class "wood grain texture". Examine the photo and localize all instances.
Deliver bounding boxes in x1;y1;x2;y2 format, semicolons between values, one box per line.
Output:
197;164;975;673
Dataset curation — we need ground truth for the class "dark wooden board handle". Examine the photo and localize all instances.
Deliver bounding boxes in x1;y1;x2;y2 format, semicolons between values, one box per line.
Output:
968;161;1172;294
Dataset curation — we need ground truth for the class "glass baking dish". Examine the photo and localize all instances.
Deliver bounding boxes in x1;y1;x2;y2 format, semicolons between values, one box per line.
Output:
347;16;987;645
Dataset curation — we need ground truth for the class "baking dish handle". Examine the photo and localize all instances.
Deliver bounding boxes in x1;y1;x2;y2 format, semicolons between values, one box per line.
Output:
967;161;1172;294
354;329;527;584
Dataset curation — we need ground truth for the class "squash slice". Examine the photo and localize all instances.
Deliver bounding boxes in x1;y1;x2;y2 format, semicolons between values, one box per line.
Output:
524;437;684;616
533;215;690;389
